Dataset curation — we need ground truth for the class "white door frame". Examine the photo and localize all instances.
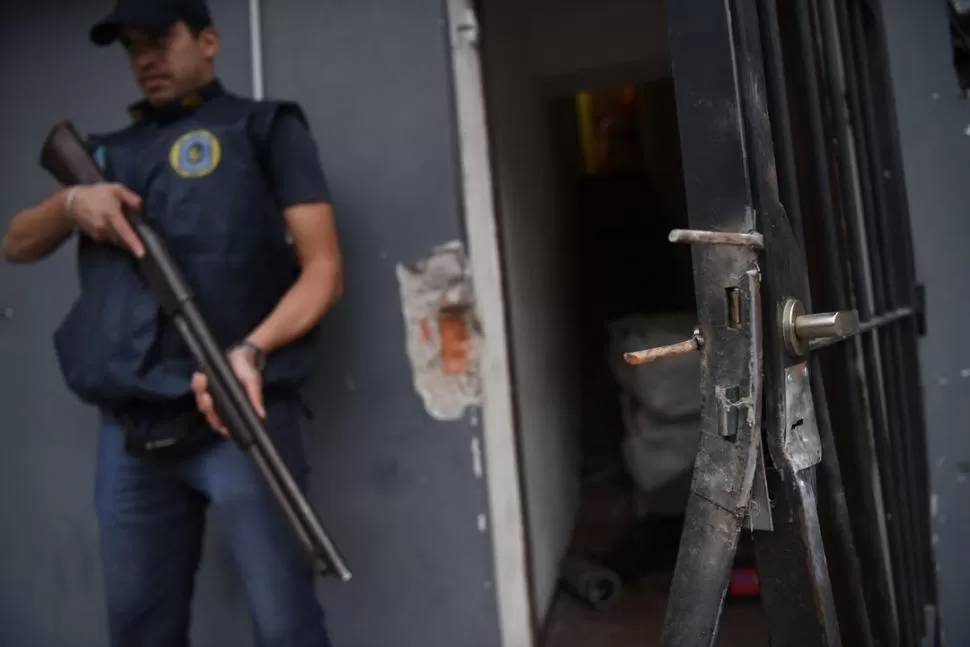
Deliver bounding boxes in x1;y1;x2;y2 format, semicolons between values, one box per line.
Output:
444;1;534;646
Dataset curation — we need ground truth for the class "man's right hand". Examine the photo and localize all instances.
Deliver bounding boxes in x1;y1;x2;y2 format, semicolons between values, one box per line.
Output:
67;183;145;258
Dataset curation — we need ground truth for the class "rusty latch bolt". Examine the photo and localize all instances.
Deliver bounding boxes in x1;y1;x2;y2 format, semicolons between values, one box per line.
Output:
624;327;704;366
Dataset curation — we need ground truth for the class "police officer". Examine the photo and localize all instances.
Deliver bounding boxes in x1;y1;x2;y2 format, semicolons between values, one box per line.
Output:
1;0;343;645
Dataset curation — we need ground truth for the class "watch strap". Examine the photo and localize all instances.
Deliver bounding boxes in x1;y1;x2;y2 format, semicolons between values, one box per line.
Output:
235;339;267;371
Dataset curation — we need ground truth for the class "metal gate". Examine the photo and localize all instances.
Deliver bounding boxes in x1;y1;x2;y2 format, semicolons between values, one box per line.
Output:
625;0;936;645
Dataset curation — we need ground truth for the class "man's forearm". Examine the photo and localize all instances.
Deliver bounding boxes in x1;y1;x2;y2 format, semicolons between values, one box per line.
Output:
2;189;75;262
245;260;343;356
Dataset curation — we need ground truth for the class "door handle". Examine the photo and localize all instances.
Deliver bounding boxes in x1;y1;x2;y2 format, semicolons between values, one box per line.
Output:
781;298;860;356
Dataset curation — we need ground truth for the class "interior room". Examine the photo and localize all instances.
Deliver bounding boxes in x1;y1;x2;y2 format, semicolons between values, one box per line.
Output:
476;0;768;643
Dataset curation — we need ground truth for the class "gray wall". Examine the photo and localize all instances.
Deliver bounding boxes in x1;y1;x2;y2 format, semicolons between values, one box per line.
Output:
260;2;499;646
0;2;500;647
879;1;970;645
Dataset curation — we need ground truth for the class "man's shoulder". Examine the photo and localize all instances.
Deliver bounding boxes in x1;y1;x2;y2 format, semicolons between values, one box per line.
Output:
219;94;311;141
220;91;304;116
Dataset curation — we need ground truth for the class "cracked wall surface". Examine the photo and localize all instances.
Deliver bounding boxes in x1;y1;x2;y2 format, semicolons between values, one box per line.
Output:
397;241;483;420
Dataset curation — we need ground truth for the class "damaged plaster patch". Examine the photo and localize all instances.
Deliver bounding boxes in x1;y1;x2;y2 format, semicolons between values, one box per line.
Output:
397;241;482;420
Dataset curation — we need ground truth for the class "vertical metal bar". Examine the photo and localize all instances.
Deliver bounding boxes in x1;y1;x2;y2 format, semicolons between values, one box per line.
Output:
785;1;900;643
725;0;848;642
756;470;841;646
756;0;804;241
809;355;876;647
659;268;763;647
660;497;743;646
895;322;936;620
842;2;933;635
660;0;766;642
852;2;938;623
757;2;875;643
812;0;919;643
755;361;842;647
842;2;905;310
833;0;925;627
831;5;887;318
788;0;849;310
837;1;934;639
855;1;920;301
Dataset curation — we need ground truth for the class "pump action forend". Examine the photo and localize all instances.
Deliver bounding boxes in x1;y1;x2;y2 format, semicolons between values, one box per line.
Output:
39;120;352;582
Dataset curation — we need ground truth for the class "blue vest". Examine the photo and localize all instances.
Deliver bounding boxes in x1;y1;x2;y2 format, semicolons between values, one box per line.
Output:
54;81;318;408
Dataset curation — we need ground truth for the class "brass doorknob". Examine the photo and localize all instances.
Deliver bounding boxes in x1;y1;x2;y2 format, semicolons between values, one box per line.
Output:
781;299;859;356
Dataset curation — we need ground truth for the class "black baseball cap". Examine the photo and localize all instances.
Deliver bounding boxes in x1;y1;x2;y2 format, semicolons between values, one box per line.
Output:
90;0;213;47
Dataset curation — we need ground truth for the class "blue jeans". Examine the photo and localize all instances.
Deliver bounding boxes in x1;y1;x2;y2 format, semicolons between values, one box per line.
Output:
94;397;332;647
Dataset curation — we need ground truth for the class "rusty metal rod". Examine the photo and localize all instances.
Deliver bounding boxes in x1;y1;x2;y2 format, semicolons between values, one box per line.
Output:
624;330;703;365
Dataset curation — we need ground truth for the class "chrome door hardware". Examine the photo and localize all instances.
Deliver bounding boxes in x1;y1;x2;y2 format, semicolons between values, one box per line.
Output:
781;298;860;356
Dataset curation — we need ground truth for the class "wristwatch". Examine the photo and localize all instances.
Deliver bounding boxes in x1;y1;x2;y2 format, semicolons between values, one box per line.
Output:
234;339;267;372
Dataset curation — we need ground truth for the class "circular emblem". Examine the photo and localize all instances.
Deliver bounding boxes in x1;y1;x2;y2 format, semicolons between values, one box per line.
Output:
169;130;221;178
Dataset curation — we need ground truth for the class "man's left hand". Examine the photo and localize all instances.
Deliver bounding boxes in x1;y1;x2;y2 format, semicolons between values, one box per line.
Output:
191;345;266;437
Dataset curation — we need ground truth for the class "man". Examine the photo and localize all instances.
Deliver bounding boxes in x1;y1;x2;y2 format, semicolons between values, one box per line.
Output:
1;0;342;645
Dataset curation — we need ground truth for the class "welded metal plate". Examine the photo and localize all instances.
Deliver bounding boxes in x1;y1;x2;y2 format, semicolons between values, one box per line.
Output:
784;362;823;473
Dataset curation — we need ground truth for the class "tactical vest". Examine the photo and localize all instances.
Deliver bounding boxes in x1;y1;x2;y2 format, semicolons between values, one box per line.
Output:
53;81;319;408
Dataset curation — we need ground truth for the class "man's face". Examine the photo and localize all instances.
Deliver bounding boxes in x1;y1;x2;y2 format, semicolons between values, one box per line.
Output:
120;21;219;105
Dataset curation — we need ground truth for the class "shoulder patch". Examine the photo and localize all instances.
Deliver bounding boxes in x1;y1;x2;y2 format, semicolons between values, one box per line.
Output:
169;129;221;179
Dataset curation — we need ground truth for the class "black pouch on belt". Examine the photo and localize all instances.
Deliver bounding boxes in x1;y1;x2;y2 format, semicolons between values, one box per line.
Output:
116;397;220;461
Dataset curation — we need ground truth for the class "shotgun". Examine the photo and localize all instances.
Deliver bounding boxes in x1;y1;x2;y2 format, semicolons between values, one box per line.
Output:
40;120;352;582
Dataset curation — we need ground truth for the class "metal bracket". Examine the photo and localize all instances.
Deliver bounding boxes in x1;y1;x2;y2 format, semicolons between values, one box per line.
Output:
782;362;823;473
